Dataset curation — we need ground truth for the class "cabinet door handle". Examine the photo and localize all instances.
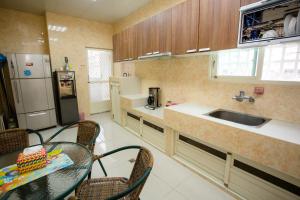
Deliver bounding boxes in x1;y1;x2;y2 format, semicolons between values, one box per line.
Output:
186;49;197;53
145;52;153;55
198;48;210;52
28;112;47;117
153;51;160;55
13;81;20;103
123;58;129;61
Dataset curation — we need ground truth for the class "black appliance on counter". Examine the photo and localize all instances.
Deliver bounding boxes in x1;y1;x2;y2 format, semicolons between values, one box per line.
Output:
145;87;160;110
53;71;79;125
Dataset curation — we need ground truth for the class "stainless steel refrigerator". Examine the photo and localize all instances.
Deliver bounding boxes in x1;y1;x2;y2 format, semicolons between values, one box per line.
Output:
7;53;57;130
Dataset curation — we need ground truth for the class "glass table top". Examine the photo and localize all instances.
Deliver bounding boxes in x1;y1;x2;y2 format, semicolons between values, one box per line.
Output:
0;142;93;200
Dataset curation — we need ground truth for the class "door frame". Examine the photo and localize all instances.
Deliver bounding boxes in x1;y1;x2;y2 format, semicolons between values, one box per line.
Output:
86;47;113;115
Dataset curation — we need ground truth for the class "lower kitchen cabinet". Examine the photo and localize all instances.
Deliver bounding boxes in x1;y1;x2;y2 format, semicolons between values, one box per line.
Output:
142;120;165;152
125;112;141;136
174;133;227;182
229;156;300;200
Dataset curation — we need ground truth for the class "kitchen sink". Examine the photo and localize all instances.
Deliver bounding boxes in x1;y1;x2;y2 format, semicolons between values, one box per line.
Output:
206;109;270;127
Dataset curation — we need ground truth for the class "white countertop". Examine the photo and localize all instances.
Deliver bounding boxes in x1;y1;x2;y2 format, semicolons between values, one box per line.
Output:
134;106;164;120
120;94;148;100
165;103;300;145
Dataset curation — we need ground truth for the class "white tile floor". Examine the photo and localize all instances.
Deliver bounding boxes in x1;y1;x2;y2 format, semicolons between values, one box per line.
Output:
30;112;236;200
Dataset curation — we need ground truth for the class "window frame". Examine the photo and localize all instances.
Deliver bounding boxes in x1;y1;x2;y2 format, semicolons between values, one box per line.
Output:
86;48;113;84
210;45;300;86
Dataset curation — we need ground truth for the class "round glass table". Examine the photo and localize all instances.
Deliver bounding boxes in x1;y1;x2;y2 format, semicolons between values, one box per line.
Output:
0;142;93;200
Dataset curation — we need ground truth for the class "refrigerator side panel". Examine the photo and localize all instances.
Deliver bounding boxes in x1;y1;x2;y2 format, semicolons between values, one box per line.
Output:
17;114;27;129
16;54;44;78
20;79;48;112
7;54;18;79
45;78;55;109
11;80;25;114
43;55;51;78
49;109;57;127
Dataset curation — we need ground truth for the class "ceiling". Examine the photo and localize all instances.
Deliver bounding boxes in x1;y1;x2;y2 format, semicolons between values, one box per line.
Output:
0;0;151;23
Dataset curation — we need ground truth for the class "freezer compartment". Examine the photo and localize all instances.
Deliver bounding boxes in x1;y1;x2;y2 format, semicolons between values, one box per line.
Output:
19;79;49;112
18;109;57;130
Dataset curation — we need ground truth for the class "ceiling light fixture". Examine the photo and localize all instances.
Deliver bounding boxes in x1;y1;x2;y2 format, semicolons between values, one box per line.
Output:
48;24;68;32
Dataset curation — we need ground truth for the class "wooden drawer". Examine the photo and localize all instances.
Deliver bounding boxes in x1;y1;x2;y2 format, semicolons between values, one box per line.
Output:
142;120;165;151
175;133;226;182
229;158;300;200
125;112;141;135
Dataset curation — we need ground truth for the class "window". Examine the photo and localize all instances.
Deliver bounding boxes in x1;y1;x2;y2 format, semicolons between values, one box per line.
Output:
88;49;112;82
214;48;258;77
211;42;300;83
262;42;300;82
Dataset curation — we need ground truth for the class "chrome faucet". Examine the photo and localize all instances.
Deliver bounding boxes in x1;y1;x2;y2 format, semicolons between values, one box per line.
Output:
232;91;255;103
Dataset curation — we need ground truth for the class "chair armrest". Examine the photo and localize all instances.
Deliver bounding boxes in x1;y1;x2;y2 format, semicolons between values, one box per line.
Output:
26;129;44;144
44;121;79;144
91;145;143;178
93;145;142;161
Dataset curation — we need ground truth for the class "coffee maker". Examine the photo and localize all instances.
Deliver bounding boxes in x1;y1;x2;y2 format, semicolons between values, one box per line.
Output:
146;87;160;110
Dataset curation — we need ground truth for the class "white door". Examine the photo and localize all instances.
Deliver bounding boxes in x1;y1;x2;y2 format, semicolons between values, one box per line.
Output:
87;48;112;114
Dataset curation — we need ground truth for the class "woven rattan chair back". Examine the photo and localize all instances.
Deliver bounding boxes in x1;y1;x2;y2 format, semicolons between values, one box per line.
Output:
0;129;29;155
76;120;100;153
127;147;153;199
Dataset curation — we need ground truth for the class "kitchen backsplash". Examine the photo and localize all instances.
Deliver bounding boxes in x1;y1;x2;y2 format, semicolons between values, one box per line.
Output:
125;55;300;124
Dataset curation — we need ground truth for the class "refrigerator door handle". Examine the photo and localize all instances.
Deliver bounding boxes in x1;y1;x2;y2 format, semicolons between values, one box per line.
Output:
28;112;47;117
13;81;20;103
11;60;15;78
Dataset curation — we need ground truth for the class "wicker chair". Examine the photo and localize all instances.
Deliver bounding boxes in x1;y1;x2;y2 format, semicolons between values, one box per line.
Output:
69;145;153;200
44;120;100;153
0;128;44;155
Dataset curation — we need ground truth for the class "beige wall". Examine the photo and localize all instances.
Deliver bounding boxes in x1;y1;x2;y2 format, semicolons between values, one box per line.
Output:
46;12;113;115
0;8;49;54
134;56;300;124
113;0;184;33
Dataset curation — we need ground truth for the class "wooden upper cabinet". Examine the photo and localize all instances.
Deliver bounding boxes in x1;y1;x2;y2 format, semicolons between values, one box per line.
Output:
151;8;172;54
113;25;137;62
127;25;138;60
198;0;213;51
240;0;260;6
113;33;121;62
211;0;240;51
137;18;152;57
119;30;128;61
172;0;200;55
